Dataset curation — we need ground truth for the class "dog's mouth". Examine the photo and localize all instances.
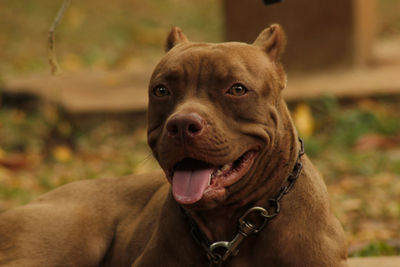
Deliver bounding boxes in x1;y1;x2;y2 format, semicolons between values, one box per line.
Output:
167;150;258;205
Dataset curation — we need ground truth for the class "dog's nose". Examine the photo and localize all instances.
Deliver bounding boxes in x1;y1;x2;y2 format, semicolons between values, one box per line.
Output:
166;113;204;139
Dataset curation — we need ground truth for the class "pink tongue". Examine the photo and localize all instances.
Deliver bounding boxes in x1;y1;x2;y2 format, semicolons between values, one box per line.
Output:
172;168;213;204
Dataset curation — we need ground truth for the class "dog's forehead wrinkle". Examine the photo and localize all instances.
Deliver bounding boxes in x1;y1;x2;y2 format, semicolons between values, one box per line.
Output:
153;43;274;97
176;44;253;72
152;65;183;83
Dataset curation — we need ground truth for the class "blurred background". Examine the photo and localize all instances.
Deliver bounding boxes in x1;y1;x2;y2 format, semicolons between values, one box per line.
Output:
0;0;400;257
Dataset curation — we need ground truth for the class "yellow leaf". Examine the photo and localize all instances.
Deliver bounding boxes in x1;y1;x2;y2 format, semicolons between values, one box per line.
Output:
52;145;72;162
293;103;315;137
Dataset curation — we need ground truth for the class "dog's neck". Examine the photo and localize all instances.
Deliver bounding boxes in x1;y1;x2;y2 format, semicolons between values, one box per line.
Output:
187;98;300;242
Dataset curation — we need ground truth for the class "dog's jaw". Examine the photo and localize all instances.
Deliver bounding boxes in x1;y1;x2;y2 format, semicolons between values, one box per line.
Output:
166;149;259;205
202;149;259;205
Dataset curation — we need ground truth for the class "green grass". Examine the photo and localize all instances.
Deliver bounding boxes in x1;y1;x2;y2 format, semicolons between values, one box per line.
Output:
307;96;400;146
351;241;399;257
295;96;400;181
0;0;223;76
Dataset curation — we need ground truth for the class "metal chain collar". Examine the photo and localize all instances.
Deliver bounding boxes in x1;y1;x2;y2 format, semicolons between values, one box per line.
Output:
180;138;305;267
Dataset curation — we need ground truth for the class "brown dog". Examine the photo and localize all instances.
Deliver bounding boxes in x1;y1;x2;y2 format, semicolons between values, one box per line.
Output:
0;25;348;266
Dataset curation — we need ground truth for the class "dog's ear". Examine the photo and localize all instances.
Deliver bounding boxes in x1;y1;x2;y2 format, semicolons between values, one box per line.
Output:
254;24;287;89
253;24;286;62
165;27;189;52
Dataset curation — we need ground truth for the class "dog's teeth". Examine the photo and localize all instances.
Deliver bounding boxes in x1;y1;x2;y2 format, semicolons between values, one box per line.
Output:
221;164;230;171
208;174;212;185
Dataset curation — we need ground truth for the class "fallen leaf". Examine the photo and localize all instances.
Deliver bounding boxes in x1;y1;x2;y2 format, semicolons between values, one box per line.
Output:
0;154;32;170
355;133;400;151
52;145;72;162
342;198;362;212
293;103;315;137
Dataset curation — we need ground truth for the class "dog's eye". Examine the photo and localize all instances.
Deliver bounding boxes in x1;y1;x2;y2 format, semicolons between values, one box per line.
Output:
152;85;170;97
227;84;248;96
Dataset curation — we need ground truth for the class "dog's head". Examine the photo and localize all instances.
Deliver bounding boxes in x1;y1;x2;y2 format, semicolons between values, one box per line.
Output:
147;25;291;209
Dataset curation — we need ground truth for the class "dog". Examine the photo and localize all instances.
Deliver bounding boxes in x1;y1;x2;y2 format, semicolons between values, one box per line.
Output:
0;25;348;266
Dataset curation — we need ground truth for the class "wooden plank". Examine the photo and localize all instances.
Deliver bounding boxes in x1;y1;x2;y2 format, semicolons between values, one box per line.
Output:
283;64;400;101
2;69;152;113
3;63;400;113
2;37;400;113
